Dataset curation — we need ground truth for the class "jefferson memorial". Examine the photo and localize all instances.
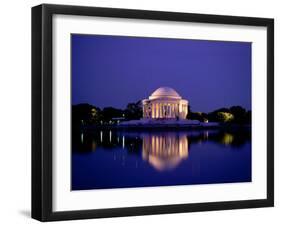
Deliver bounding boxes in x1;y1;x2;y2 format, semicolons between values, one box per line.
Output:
142;87;188;120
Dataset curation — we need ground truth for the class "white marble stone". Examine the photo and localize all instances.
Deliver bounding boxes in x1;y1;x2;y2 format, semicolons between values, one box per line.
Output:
142;87;188;119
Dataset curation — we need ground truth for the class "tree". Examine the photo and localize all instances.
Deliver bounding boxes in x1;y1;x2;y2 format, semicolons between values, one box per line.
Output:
102;107;124;122
207;106;250;124
245;110;251;124
72;103;101;127
229;106;247;124
216;112;234;123
187;105;207;122
91;107;102;123
188;111;208;122
124;100;143;120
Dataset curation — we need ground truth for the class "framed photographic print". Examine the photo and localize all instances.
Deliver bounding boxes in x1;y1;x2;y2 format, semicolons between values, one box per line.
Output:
32;4;274;221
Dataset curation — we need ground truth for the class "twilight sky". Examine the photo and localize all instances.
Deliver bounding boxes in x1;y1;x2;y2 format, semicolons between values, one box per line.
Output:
72;34;251;112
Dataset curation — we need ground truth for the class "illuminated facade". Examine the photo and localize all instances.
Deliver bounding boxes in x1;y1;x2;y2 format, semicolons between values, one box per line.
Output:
142;87;188;119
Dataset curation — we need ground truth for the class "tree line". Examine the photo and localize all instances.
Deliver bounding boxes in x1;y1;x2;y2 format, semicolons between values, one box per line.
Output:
72;101;251;128
72;101;143;128
187;105;251;124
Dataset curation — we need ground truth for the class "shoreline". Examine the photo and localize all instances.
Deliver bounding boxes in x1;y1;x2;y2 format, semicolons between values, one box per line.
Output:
79;124;251;132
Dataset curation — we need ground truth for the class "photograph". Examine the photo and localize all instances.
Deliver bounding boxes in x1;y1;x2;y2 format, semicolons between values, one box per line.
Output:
71;34;252;191
31;3;274;221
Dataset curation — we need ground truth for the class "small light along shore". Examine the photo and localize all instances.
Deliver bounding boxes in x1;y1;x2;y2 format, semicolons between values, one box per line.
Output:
81;119;251;131
118;119;216;128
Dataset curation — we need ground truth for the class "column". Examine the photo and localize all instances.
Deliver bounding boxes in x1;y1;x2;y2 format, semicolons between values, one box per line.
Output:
156;103;159;118
168;104;171;118
145;105;148;118
169;104;172;118
145;105;147;118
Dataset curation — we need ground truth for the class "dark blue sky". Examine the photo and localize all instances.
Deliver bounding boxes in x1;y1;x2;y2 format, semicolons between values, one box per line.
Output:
72;34;251;112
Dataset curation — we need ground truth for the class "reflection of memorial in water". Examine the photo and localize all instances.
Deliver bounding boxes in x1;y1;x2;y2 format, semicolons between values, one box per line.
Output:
73;129;250;155
142;133;189;171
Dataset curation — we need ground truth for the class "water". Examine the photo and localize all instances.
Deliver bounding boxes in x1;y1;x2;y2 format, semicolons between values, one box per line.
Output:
72;129;251;190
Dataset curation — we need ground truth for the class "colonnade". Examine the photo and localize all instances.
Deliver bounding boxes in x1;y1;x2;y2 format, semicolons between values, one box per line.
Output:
143;102;188;119
143;102;179;118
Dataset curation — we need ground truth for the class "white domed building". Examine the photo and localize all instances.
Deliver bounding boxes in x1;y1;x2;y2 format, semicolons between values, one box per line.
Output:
142;87;188;120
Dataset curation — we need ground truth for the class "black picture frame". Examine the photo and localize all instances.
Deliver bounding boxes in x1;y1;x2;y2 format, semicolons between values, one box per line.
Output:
32;4;274;222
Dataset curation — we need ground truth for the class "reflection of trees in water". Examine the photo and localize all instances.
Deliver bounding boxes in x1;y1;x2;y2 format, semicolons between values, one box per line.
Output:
72;129;251;154
72;130;143;153
200;129;251;148
73;129;251;171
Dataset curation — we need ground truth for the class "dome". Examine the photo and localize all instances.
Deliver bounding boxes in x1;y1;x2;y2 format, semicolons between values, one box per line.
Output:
149;87;181;100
